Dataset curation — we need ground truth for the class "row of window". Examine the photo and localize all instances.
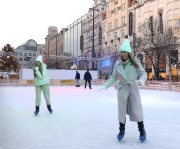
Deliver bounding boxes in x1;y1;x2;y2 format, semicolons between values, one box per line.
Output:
168;9;179;20
108;3;126;18
107;29;125;42
107;16;126;31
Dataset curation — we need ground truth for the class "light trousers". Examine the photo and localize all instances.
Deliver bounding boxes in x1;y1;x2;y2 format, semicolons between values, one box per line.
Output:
35;84;51;106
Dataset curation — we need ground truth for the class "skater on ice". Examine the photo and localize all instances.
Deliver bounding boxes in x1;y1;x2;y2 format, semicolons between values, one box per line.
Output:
84;69;92;89
99;37;147;142
75;71;80;87
33;55;53;116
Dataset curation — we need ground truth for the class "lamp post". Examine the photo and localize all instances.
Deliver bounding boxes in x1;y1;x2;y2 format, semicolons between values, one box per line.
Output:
89;7;97;70
56;35;58;69
89;1;108;70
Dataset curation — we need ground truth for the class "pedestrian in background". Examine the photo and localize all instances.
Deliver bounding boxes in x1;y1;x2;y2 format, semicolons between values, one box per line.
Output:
33;55;53;116
75;71;80;87
98;38;147;142
84;69;92;89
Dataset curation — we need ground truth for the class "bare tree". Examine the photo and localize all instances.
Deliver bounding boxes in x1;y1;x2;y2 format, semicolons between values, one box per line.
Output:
135;17;179;80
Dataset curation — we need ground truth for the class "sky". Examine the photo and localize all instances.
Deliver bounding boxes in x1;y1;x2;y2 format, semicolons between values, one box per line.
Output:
0;0;93;49
0;86;180;149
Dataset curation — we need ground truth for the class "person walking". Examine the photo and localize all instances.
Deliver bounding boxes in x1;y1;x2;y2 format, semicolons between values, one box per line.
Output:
98;38;147;142
75;71;80;87
84;69;92;89
33;55;53;116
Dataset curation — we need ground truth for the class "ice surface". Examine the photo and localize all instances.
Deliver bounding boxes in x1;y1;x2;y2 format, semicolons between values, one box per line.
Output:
0;86;180;149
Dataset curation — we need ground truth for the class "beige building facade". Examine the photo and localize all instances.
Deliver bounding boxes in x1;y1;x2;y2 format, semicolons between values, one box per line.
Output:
131;0;180;80
45;26;65;69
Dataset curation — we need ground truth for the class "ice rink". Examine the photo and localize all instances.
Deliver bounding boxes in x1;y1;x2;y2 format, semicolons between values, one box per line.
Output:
0;86;180;149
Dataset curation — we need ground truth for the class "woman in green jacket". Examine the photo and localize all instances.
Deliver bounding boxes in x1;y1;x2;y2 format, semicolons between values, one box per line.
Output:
33;55;53;116
99;38;147;142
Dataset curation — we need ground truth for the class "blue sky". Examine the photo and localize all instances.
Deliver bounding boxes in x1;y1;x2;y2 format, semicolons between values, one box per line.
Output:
0;0;93;49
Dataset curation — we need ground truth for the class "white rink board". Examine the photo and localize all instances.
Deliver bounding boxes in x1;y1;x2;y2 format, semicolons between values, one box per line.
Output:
20;68;98;80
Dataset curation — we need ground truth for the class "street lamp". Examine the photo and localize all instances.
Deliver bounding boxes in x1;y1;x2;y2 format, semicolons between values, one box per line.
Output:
89;7;98;70
55;35;58;69
89;1;108;70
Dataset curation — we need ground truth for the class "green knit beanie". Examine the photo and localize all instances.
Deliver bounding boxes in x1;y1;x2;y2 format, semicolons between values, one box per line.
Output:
119;39;132;53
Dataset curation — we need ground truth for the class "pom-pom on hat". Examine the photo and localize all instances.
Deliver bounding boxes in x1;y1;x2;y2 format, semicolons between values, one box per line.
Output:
119;39;132;53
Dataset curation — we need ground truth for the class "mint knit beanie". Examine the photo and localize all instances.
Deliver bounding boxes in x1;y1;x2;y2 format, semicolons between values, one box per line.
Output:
119;39;132;53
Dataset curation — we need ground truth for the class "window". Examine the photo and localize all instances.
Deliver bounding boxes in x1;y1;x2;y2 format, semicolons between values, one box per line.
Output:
130;0;133;7
108;23;112;31
144;2;153;12
144;3;148;13
114;32;117;40
103;37;105;43
174;9;179;20
121;17;123;26
121;29;124;37
108;34;111;41
158;0;163;8
114;19;118;29
138;8;141;17
121;17;125;26
168;10;173;20
149;2;153;11
168;0;174;3
114;7;118;15
108;11;111;18
103;25;106;32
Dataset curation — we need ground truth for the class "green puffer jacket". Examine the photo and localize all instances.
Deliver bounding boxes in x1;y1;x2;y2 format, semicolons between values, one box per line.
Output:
34;55;50;86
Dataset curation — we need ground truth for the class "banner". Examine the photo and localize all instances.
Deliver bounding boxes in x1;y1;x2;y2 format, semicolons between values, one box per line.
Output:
60;80;75;85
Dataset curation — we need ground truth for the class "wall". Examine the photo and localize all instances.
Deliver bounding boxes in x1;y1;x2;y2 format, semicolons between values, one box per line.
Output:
20;68;98;80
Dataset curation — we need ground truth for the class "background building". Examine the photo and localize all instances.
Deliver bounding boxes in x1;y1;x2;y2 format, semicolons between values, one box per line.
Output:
132;0;180;81
14;39;38;69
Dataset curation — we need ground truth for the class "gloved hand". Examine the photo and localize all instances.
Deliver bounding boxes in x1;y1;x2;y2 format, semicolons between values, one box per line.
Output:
136;80;145;86
98;86;106;92
35;66;39;71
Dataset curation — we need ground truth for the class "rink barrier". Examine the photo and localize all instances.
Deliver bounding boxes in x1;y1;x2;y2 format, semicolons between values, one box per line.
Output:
0;79;180;91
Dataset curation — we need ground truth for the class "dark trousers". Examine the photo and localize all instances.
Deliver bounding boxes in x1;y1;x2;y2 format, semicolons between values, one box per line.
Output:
85;80;91;89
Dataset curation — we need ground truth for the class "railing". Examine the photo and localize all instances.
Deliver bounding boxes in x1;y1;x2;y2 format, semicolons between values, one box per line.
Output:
141;81;180;92
1;79;180;92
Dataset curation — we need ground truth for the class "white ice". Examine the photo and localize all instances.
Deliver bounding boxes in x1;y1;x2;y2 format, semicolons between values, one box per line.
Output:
0;86;180;149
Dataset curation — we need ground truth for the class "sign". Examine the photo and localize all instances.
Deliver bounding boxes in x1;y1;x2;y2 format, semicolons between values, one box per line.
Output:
145;68;152;72
129;12;133;36
155;68;166;72
133;33;136;48
27;80;34;84
149;16;154;36
80;35;84;51
159;13;163;33
60;80;75;85
99;26;102;45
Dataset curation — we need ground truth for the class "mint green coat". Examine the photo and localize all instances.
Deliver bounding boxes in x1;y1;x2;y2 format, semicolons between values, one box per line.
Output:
103;59;147;123
34;55;49;86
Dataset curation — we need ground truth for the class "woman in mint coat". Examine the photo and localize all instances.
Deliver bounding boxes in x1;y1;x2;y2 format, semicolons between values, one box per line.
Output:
33;55;53;116
99;38;147;142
